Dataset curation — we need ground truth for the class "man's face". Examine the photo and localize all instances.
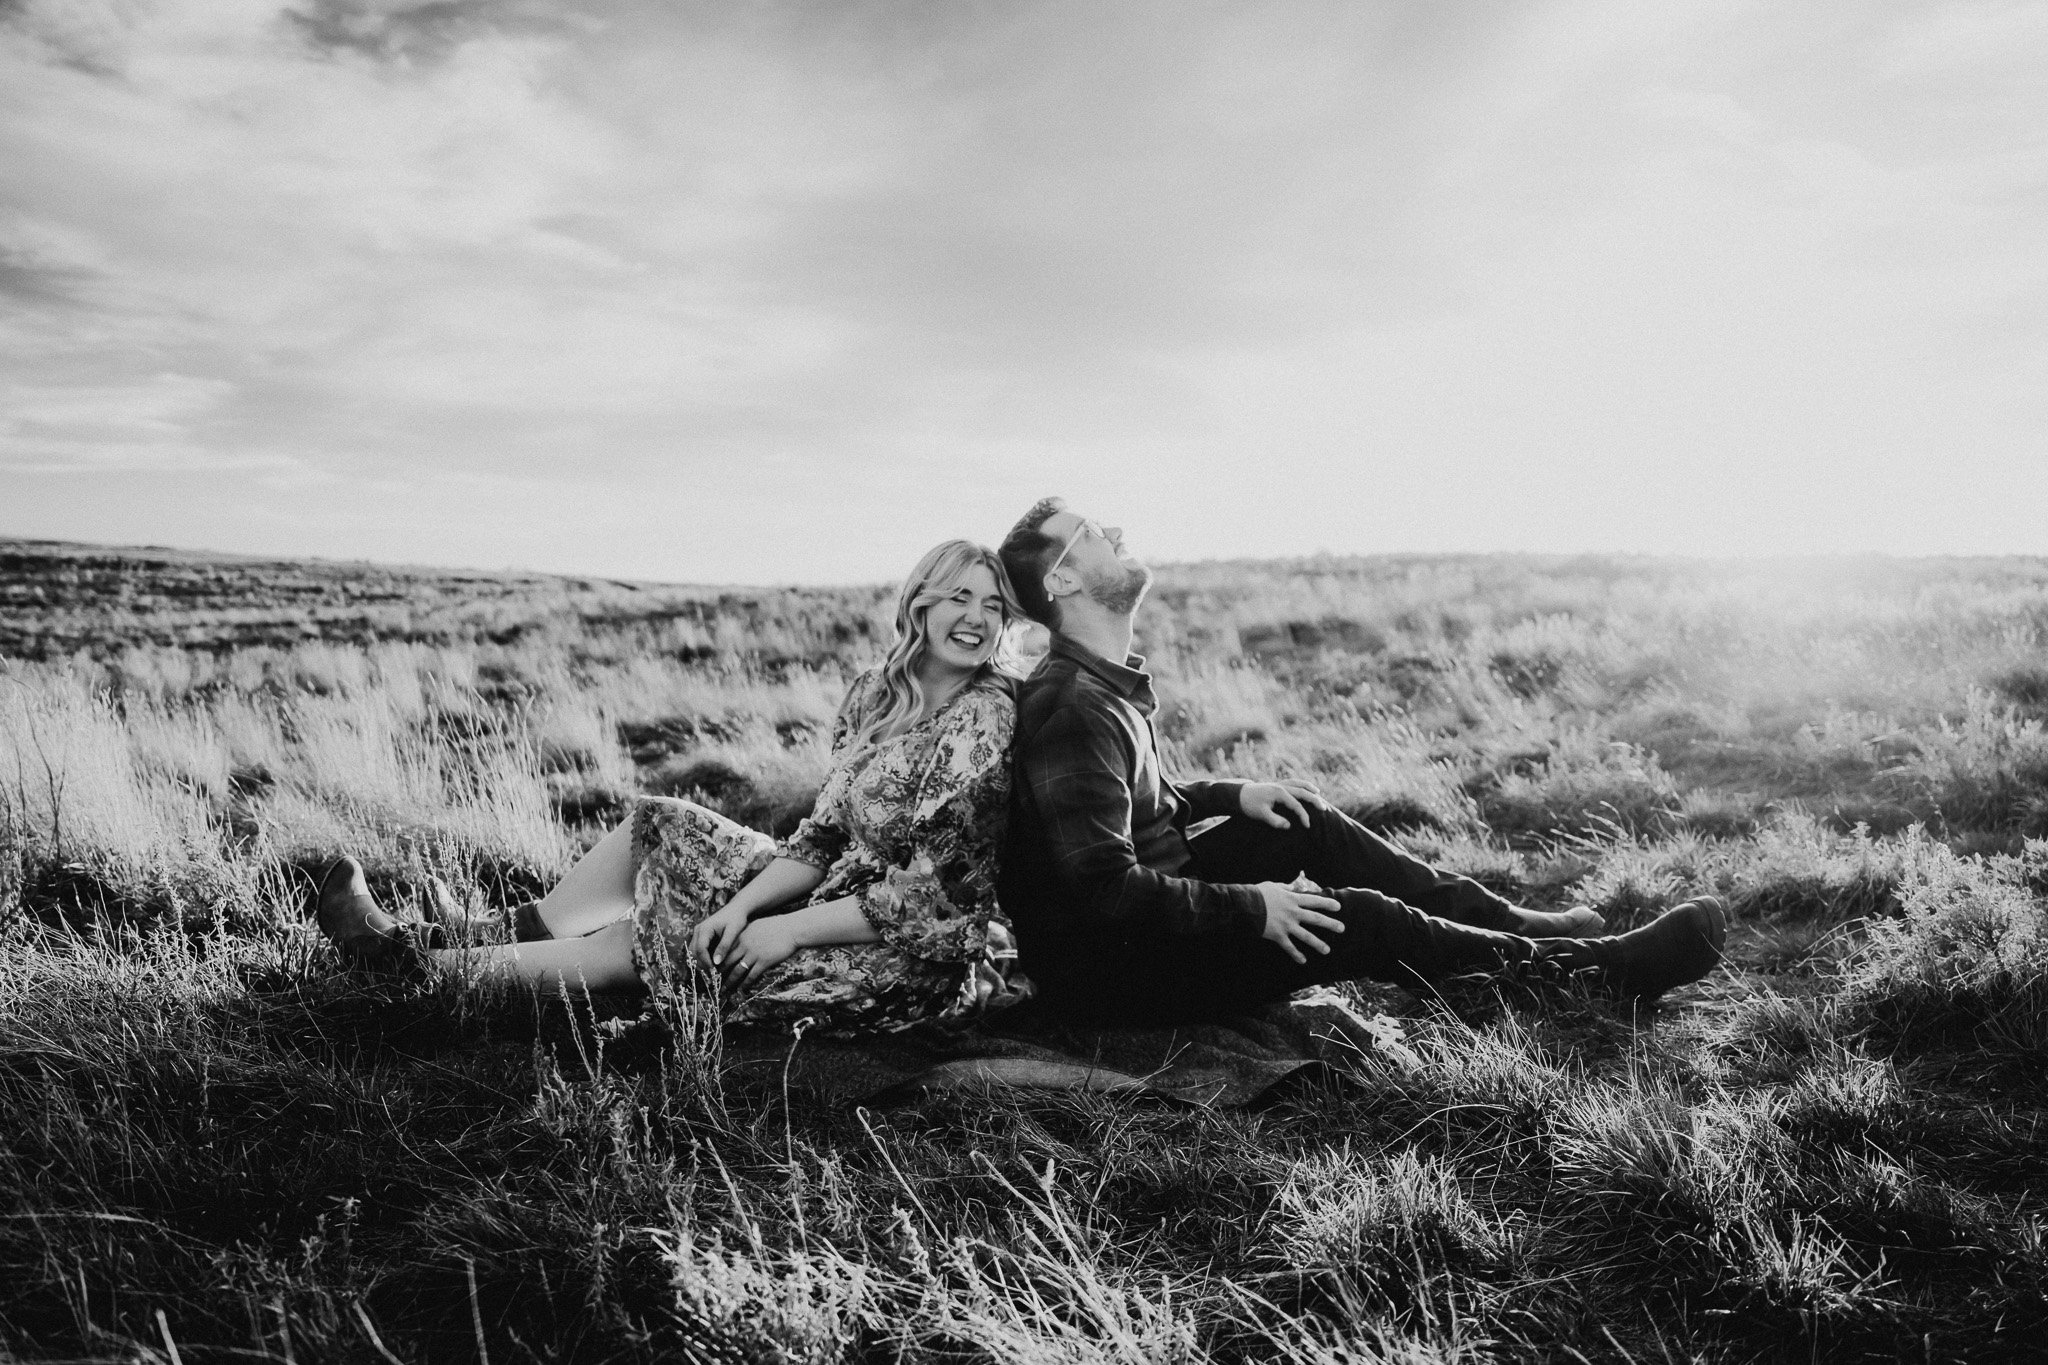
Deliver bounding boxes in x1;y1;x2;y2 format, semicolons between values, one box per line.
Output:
1043;508;1152;617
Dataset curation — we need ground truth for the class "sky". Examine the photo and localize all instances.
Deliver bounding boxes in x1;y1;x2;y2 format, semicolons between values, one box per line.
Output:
2;0;2044;584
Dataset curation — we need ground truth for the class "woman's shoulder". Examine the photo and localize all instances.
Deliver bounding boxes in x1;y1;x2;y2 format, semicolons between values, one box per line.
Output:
837;667;885;721
948;673;1017;738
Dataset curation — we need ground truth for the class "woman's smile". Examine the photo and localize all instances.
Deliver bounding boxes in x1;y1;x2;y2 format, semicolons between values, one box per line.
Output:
924;562;1007;672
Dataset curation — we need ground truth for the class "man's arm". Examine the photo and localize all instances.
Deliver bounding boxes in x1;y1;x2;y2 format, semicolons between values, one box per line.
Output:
1178;778;1249;821
1022;707;1265;939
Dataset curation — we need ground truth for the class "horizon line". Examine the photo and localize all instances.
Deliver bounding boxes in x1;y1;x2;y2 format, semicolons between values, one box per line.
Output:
7;531;2048;594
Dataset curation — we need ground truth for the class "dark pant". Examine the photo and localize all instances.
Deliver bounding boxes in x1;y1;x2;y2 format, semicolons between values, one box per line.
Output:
1086;806;1541;1024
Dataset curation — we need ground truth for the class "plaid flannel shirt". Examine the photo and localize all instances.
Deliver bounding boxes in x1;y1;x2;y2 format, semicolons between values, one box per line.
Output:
1000;635;1265;975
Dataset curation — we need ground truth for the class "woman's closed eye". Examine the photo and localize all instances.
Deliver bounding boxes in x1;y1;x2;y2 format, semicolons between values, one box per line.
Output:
951;588;1007;618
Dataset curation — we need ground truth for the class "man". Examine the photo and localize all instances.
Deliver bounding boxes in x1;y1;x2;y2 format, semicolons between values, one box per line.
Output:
995;497;1726;1024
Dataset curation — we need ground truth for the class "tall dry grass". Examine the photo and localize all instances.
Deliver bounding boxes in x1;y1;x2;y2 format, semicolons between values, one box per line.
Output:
5;544;2048;1361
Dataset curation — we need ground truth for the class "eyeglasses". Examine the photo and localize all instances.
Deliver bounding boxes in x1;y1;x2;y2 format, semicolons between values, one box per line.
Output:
1047;518;1105;576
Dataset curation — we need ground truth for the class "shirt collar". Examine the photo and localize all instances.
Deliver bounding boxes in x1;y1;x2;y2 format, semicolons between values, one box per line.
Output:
1048;633;1154;706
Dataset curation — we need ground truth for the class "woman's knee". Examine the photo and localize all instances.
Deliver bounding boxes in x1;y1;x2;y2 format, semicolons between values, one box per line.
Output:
591;918;644;989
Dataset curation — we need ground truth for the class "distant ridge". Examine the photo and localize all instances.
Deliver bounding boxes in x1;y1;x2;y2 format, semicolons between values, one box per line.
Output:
11;535;2048;664
0;537;877;661
0;535;673;589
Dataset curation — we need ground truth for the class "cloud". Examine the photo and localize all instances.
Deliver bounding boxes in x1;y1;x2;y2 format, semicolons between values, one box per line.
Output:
0;0;131;75
2;0;2046;577
0;371;242;471
282;0;544;65
0;244;89;306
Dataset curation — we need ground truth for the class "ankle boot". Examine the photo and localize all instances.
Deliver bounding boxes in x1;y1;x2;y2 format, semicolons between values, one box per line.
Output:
314;857;434;972
1534;897;1727;1000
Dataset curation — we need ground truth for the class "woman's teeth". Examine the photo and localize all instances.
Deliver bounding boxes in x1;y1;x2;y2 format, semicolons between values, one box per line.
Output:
949;629;984;648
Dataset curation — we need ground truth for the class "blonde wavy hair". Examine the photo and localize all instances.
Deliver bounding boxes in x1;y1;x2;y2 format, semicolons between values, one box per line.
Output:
852;540;1025;749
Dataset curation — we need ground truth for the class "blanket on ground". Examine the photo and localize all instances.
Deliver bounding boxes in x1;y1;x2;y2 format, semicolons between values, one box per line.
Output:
717;989;1418;1108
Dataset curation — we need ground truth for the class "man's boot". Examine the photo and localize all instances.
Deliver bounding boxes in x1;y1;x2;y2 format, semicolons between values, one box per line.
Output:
1534;897;1727;999
1510;905;1607;938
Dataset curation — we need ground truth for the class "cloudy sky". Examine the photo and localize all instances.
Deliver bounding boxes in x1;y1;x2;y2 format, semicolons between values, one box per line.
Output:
2;0;2043;583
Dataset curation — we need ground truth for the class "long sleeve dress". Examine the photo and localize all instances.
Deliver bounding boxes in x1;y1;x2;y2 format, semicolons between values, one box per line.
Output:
628;669;1027;1034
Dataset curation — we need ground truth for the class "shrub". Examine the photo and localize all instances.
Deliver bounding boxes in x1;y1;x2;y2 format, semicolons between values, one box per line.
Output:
1987;663;2048;716
1674;788;1766;839
645;740;827;839
1837;840;2048;1065
1472;741;1682;846
1887;691;2048;837
1720;815;1908;925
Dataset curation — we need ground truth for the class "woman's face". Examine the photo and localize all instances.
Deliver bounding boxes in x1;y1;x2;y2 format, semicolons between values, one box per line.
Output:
920;562;1008;676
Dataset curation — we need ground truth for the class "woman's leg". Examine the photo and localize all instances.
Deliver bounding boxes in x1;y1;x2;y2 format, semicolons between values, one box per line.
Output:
317;854;642;989
432;917;641;994
527;818;638;939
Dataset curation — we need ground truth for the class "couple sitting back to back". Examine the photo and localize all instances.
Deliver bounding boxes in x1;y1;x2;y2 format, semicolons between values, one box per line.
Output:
316;499;1726;1033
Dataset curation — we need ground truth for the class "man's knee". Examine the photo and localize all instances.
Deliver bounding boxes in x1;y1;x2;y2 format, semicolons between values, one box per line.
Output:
1300;798;1381;842
1296;799;1419;874
1297;800;1342;836
1285;799;1370;867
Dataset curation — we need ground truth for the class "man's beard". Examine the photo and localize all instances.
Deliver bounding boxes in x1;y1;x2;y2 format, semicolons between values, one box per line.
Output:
1084;558;1153;617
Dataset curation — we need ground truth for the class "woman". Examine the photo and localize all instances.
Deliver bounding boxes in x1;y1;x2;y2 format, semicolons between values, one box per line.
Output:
314;539;1030;1034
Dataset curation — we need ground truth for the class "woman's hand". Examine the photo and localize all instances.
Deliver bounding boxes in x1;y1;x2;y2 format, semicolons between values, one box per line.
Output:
691;903;755;970
689;858;827;970
723;915;805;989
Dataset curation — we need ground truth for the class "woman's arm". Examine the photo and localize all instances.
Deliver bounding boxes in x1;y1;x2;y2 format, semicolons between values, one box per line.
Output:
784;896;880;946
690;856;827;968
721;857;827;918
855;689;1015;963
723;895;879;987
697;676;883;970
723;685;1014;984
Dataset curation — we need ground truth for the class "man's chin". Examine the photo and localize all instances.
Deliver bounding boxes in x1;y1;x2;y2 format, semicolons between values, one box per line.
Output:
1090;564;1153;617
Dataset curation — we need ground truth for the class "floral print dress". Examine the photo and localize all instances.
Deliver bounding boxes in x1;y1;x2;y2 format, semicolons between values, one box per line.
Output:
630;669;1026;1034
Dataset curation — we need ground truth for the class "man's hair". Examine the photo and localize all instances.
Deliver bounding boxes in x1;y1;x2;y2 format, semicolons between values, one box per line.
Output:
998;496;1067;627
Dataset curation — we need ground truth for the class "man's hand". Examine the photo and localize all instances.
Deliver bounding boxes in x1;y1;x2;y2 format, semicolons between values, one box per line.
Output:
1240;780;1325;829
1258;881;1345;964
723;915;805;988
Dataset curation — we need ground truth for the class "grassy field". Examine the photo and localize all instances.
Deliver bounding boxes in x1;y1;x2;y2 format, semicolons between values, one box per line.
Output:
3;537;2047;1363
